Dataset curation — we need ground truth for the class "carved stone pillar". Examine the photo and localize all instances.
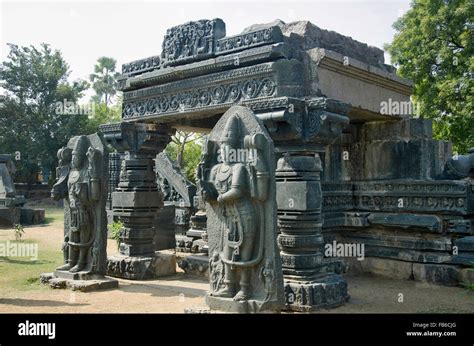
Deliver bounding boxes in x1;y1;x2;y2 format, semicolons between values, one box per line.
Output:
106;152;123;224
253;96;351;310
276;151;348;310
100;122;176;279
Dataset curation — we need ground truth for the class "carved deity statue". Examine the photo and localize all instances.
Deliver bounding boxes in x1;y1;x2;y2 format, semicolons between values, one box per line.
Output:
52;134;108;276
207;115;260;300
198;106;284;312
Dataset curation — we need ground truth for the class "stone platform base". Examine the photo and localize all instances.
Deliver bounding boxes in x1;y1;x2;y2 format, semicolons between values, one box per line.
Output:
106;251;176;279
176;253;209;278
40;272;118;292
0;207;45;226
284;274;349;312
20;208;45;225
0;207;20;226
205;295;282;313
346;257;474;287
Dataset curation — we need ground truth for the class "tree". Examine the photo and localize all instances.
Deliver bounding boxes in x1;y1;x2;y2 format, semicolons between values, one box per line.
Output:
0;43;89;184
89;57;120;106
86;95;122;133
166;131;203;183
386;0;473;153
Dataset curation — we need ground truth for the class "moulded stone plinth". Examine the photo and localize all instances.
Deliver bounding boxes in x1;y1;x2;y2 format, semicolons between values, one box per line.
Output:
40;272;118;292
177;254;209;278
205;295;283;313
106;251;176;280
284;273;349;311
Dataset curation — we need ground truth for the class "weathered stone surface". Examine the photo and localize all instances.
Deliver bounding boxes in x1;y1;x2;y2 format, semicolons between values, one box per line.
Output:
359;139;450;180
443;148;474;179
365;247;452;264
198;106;284;312
43;274;118;292
285;274;349;311
39;272;54;285
177;254;209;278
107;251;176;280
323;119;452;181
276;151;349;310
20;208;45;225
0;154;19;201
353;180;473;215
100;122;174;279
458;267;474;286
454;236;474;252
106;152;122;212
340;232;452;251
156;152;196;208
346;257;413;280
0;154;34;226
278;20;388;69
367;213;442;233
41;133;117;291
304;48;411;120
451;254;474;266
175;234;194;253
153;204;176;251
412;263;460;286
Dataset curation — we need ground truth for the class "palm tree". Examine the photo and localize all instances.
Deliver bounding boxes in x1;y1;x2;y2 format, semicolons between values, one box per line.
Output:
89;57;120;106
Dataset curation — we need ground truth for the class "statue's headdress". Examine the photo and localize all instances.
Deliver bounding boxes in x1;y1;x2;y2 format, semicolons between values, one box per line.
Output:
219;114;240;147
72;135;89;157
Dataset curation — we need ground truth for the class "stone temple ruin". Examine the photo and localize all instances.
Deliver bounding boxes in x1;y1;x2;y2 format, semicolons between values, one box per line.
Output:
91;18;473;312
0;154;45;226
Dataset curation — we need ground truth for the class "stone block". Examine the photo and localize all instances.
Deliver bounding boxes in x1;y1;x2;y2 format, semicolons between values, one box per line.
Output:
177;254;209;278
454;236;474;252
107;251;176;280
153;204;176;251
458;268;474;286
41;272;118;292
452;254;474;266
361;119;433;142
346;257;413;280
367;213;442;232
362;139;450;180
276;180;321;211
0;207;20;226
412;263;460;286
20;208;45;225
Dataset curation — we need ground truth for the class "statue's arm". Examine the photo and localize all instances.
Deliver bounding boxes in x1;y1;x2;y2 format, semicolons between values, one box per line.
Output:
218;164;246;203
201;167;218;202
87;147;102;201
51;167;70;200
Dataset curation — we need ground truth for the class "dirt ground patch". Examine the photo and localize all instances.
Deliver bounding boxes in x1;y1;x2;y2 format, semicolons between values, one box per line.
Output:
0;207;473;313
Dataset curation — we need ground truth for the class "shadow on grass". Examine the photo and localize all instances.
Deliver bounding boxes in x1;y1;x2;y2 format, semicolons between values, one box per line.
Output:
0;298;88;307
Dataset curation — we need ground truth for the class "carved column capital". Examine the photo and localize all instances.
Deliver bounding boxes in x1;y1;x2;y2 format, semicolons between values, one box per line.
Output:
100;122;172;157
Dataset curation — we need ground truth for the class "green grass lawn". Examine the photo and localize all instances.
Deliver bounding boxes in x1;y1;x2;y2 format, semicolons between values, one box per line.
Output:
0;206;64;292
0;245;64;292
43;206;64;225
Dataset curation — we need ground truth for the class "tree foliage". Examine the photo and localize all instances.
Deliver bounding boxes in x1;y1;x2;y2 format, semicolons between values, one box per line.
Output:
0;45;122;184
386;0;473;153
166;131;203;183
0;43;89;183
